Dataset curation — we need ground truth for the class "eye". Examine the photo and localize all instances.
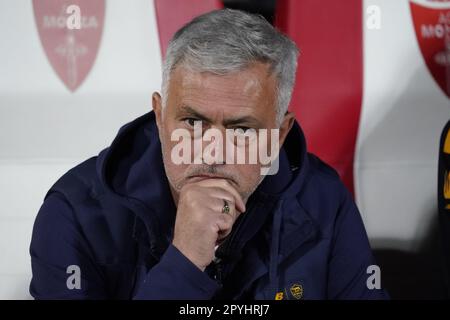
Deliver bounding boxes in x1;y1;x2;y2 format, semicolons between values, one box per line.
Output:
234;126;251;133
183;117;198;127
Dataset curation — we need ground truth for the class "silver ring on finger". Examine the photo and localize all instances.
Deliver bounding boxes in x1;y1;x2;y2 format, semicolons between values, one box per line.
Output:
221;199;231;215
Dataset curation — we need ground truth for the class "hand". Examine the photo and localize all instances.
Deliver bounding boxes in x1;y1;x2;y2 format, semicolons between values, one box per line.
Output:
172;178;246;271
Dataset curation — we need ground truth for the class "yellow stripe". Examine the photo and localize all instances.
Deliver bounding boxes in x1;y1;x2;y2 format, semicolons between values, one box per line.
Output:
444;128;450;154
445;170;450;200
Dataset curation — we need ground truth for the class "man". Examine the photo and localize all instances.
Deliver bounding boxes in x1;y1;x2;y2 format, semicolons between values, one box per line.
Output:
30;9;388;299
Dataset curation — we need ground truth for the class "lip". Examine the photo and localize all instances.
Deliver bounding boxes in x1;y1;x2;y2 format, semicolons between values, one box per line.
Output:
189;175;236;185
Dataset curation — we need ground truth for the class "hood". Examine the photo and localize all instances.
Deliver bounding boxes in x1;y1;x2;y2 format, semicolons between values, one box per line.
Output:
96;111;177;258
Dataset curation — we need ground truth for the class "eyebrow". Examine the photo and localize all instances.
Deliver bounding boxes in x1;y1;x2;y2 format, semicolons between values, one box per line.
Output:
179;105;262;127
223;116;261;127
179;105;212;122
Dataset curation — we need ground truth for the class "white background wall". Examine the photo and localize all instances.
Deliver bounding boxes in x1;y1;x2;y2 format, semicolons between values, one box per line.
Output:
0;0;162;299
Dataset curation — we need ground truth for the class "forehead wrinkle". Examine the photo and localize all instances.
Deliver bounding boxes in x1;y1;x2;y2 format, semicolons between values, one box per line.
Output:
181;75;259;96
181;93;260;114
178;64;270;97
179;77;267;111
169;64;277;120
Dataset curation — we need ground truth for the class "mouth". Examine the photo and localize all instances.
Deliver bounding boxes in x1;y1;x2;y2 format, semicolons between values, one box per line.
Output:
188;174;237;185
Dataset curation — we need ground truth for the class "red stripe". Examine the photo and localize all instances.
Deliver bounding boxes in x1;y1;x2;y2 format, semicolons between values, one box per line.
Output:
275;0;363;195
154;0;223;59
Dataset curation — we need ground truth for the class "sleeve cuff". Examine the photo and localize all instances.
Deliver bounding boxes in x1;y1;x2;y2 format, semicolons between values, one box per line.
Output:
133;244;220;300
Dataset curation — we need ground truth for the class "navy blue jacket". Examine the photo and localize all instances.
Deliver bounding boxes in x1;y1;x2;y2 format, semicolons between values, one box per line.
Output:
29;111;388;300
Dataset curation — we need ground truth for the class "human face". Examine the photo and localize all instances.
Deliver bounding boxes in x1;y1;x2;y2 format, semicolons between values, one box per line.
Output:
153;62;295;205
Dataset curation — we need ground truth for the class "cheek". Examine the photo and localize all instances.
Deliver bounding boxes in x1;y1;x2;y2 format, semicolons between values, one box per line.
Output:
160;126;179;157
234;164;262;184
162;124;175;142
167;163;187;179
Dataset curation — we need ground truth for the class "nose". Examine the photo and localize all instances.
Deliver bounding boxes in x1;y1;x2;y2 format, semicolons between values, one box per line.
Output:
201;132;226;165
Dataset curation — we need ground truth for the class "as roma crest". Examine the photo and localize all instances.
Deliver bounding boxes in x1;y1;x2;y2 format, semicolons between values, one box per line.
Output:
410;0;450;98
33;0;105;91
290;283;304;300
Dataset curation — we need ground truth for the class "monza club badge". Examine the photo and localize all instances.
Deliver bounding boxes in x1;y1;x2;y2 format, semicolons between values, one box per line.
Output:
410;0;450;98
33;0;105;92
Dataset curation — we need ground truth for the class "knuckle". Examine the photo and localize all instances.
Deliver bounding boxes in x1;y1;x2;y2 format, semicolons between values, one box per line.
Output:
209;223;219;234
218;179;231;188
220;212;234;225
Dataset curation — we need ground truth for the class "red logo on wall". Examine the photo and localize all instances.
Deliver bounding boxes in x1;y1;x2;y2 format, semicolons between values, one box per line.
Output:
410;1;450;98
33;0;105;92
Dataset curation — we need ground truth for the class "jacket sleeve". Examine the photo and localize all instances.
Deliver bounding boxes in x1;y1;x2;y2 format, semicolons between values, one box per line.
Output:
30;192;220;299
326;186;390;299
133;244;220;300
30;192;108;299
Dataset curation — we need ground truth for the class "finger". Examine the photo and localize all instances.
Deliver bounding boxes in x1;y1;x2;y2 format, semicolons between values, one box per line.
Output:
197;179;246;213
202;187;239;219
218;197;237;221
214;212;234;240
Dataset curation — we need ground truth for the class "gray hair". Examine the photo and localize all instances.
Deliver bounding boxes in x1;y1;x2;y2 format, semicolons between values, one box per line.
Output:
161;9;299;126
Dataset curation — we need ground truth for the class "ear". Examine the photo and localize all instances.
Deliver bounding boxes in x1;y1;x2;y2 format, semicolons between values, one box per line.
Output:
152;92;163;130
278;112;295;148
